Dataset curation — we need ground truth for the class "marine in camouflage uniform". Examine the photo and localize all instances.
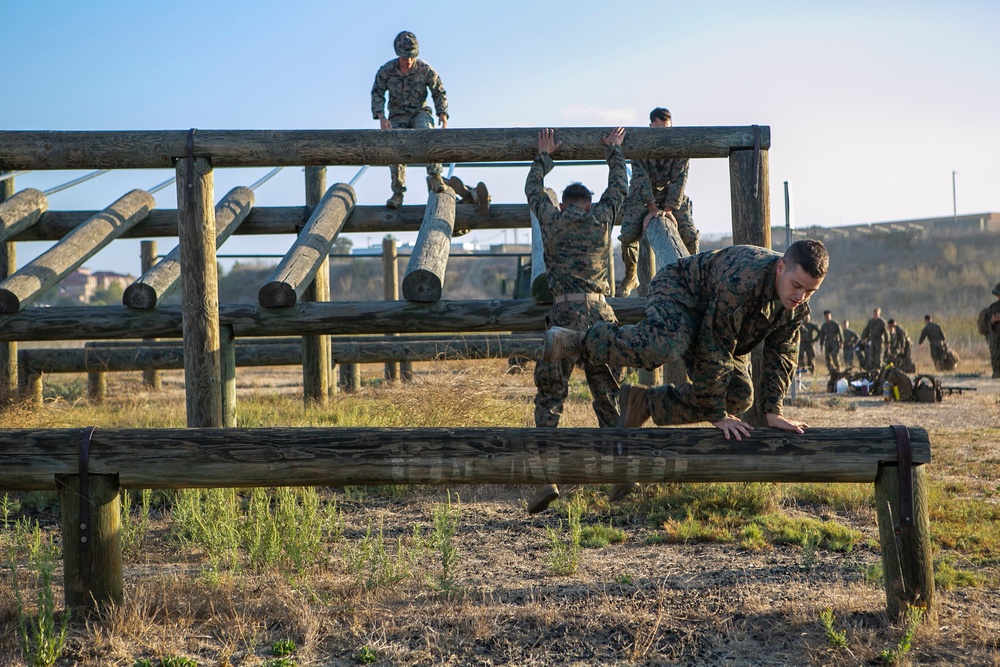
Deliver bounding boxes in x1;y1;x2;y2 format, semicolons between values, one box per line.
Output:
526;128;628;513
979;283;1000;378
860;308;890;371
842;321;860;369
797;315;820;373
887;320;913;368
818;310;843;375
618;107;698;296
529;129;627;429
371;31;449;206
564;242;827;428
918;315;948;371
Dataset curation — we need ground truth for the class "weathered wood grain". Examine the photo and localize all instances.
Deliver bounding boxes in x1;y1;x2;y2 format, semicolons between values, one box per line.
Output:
0;190;154;312
301;166;332;405
0;188;47;242
402;190;456;302
0;127;771;169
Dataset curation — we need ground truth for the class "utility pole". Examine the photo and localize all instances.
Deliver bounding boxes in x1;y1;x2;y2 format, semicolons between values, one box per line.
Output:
952;170;958;225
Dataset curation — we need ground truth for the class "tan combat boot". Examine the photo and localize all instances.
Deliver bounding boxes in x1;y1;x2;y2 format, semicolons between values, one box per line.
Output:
386;192;404;209
540;326;584;362
618;263;639;297
427;174;446;193
528;483;559;514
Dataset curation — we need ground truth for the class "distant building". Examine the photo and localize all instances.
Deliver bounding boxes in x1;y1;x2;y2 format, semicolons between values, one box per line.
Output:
59;268;134;302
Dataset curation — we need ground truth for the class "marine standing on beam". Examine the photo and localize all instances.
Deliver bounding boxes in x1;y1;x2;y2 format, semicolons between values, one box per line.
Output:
371;31;449;209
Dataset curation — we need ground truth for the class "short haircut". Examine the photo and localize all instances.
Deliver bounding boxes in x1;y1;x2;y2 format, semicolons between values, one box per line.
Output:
783;239;828;279
823;310;831;316
924;314;931;320
888;319;896;325
562;182;593;206
650;107;672;123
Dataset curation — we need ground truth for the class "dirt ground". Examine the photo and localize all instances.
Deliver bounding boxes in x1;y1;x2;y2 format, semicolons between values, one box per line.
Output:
6;358;1000;666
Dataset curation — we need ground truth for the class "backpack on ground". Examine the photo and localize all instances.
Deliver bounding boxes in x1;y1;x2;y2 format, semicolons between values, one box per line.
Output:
879;366;913;401
939;345;959;372
913;374;943;403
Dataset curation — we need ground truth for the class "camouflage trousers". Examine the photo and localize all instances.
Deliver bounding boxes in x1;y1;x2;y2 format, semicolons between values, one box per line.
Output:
620;196;698;275
798;344;816;373
990;334;1000;378
867;341;885;371
843;346;855;368
388;111;442;195
579;292;753;426
929;341;946;370
535;301;623;428
824;346;841;375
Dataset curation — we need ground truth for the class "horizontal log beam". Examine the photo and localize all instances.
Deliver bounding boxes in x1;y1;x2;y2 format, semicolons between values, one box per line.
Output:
0;127;770;170
15;204;531;241
0;425;927;491
0;298;647;341
20;337;543;372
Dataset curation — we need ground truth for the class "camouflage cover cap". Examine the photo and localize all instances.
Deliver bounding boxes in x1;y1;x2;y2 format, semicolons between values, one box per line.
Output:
993;282;1000;296
394;31;419;57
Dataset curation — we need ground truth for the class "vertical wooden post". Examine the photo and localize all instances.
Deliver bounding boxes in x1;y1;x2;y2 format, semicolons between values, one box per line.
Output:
220;324;236;428
176;153;222;427
340;362;361;393
139;240;161;390
729;145;771;427
383;237;400;383
87;371;106;403
0;173;16;401
57;473;123;610
18;366;42;410
302;166;331;405
874;462;936;624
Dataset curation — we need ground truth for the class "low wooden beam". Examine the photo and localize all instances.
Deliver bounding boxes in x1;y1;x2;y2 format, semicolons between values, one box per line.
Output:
0;190;155;312
123;187;254;309
0;188;48;242
258;183;356;307
17;204;533;241
0;127;771;170
0;298;646;341
402;189;456;302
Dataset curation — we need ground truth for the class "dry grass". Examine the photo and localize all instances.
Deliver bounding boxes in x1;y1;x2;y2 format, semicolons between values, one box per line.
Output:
2;358;1000;666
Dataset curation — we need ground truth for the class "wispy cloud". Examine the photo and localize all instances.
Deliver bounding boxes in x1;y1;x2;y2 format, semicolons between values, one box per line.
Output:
560;106;640;125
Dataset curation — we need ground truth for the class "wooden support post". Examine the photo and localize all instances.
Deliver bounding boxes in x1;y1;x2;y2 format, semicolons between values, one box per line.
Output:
529;188;556;303
730;144;771;428
401;189;456;302
875;462;936;624
87;371;106;404
124;187;254;309
0;190;154;312
56;473;123;610
18;366;41;409
302;166;331;405
139;240;161;390
383;238;400;382
340;362;360;393
176;154;222;428
220;324;236;428
0;174;19;401
258;183;355;307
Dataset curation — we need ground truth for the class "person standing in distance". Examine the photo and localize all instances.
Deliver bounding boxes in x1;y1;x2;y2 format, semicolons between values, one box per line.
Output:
371;31;449;208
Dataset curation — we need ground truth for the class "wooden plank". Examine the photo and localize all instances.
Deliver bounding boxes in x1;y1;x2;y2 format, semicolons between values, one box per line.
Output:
17;204;534;241
402;190;456;302
123;187;254;309
258;183;356;307
0;190;154;312
0;298;646;341
0;426;929;491
0;127;771;169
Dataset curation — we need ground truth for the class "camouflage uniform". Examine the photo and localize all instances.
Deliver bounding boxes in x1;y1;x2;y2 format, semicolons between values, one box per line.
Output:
842;326;860;368
979;289;1000;378
579;245;807;425
371;58;448;196
918;321;947;369
860;316;890;371
798;320;819;373
619;158;698;279
528;144;628;427
888;324;912;367
818;319;843;375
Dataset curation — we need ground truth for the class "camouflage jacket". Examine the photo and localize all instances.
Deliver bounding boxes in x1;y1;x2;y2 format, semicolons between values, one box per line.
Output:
843;328;859;349
890;325;910;354
525;145;627;297
978;302;1000;339
799;322;820;348
860;317;890;346
625;157;691;213
648;245;810;420
371;59;448;120
818;320;842;350
918;322;945;345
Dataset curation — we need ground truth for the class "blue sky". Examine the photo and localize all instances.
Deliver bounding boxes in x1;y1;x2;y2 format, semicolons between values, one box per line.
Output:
4;0;998;275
